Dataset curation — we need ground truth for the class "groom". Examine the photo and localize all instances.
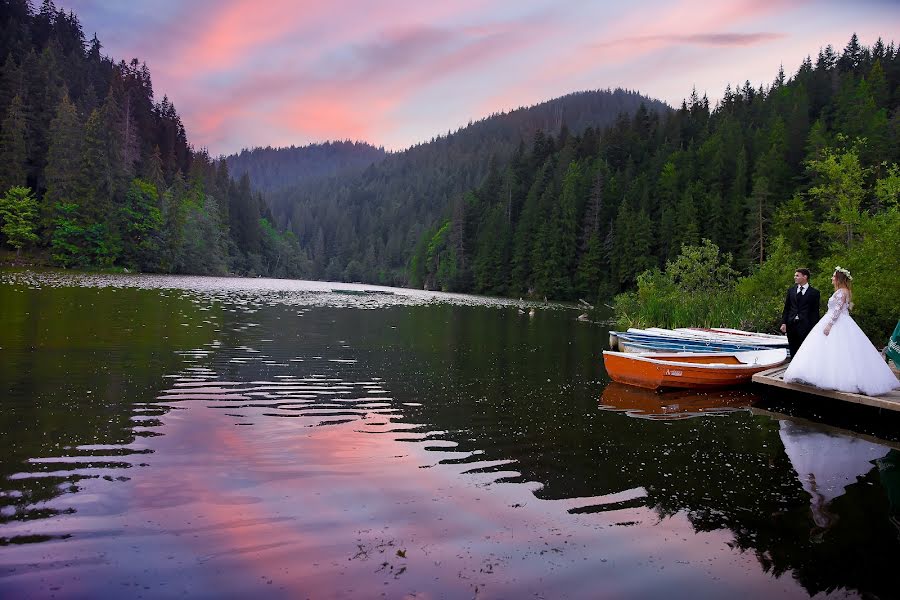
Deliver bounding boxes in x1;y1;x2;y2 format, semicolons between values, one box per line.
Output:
780;268;821;357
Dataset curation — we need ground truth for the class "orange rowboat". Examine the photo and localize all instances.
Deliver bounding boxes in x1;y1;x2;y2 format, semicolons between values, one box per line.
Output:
602;349;787;390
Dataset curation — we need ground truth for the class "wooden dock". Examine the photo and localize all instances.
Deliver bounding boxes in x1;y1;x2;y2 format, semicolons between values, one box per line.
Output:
752;365;900;412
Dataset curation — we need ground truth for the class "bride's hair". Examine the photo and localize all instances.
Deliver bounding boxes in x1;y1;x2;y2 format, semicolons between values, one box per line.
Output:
833;269;853;307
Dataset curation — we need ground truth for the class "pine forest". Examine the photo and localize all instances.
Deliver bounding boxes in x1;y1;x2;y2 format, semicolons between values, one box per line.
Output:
0;1;897;336
0;0;307;276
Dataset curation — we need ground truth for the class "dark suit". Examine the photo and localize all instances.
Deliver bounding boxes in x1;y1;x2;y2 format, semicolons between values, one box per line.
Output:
781;284;821;357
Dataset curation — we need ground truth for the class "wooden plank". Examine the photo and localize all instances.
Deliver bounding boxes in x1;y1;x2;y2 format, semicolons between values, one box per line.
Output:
752;365;900;412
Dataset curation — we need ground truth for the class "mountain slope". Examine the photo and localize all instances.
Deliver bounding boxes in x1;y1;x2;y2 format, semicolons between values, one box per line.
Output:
263;88;670;283
225;140;387;195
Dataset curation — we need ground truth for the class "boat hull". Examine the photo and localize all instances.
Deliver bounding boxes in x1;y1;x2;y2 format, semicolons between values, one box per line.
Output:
602;350;786;390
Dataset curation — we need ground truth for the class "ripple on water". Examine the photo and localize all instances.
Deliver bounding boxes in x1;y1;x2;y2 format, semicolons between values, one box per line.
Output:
156;373;401;429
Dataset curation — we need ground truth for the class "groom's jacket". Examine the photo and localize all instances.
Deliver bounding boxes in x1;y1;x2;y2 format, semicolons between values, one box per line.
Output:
781;285;821;329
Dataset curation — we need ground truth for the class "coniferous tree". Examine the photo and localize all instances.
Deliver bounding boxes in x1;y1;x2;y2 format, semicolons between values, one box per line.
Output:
510;158;553;293
747;175;771;265
42;91;82;230
0;94;28;191
557;160;582;295
142;144;165;194
674;185;699;250
0;4;312;276
0;54;22;120
77;108;111;221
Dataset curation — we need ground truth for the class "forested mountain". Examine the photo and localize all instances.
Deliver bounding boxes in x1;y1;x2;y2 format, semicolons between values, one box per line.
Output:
1;0;895;319
264;89;669;282
0;0;307;276
225;141;387;195
407;35;900;312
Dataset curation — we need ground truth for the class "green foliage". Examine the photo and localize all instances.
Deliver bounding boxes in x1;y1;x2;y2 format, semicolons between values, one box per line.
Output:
180;193;227;275
664;238;739;292
614;240;748;329
0;6;301;279
50;202;119;268
874;163;900;209
807;139;868;248
612;203;655;288
119;178;163;271
43;92;84;230
772;195;815;256
815;206;900;343
394;34;899;350
613;269;757;331
258;217;310;278
734;236;807;330
418;220;464;292
0;186;39;252
268;90;668;285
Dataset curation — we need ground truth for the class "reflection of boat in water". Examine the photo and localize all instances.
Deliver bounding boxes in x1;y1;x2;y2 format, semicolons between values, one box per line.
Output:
602;349;787;390
599;382;756;420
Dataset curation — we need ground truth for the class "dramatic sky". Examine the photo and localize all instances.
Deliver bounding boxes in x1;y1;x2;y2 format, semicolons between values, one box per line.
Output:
59;0;899;156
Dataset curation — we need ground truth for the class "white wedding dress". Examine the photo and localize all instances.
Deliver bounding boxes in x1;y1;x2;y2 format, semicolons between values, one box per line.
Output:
784;288;900;396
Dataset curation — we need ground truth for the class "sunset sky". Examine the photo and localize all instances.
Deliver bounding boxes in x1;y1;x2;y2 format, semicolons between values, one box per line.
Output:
59;0;899;156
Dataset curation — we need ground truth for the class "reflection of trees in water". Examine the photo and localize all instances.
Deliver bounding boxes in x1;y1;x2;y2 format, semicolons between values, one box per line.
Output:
0;284;217;541
351;305;900;599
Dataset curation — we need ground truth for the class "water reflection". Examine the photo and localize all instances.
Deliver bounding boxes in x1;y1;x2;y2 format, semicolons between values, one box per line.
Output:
599;382;756;420
0;280;214;546
2;270;899;598
779;419;889;536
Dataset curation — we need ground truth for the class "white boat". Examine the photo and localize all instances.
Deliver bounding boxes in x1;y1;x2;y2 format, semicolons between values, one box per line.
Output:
630;327;787;347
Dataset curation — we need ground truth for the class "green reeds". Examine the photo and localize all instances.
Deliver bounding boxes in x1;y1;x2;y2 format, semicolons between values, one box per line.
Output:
614;287;780;332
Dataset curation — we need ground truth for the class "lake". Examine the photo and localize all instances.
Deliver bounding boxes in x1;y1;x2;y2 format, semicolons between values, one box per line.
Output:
1;270;898;599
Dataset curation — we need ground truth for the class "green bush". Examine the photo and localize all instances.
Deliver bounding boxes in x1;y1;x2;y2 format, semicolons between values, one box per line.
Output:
614;240;758;330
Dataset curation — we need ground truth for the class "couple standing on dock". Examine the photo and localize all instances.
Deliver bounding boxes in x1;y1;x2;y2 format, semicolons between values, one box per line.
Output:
780;267;899;396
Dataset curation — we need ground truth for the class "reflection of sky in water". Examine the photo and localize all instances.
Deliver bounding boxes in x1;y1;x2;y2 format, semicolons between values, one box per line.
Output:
1;271;898;598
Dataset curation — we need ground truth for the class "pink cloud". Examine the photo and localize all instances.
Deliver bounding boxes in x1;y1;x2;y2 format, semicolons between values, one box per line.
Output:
62;0;897;154
159;0;325;78
276;93;375;142
477;0;801;120
188;13;549;149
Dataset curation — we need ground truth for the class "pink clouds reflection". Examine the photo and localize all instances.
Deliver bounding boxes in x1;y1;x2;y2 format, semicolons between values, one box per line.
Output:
113;401;811;598
59;0;900;154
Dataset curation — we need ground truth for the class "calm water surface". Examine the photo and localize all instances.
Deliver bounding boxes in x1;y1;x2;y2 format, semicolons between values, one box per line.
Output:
1;270;898;599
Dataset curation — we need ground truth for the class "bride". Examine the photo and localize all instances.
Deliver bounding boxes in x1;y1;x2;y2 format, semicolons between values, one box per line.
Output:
784;267;900;396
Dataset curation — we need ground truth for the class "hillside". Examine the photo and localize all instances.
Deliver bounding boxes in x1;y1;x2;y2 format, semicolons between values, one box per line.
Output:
262;88;670;282
0;0;305;277
225;140;388;195
406;35;899;338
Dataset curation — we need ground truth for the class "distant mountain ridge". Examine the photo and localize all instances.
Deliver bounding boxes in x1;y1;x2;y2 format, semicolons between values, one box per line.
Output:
224;141;387;195
226;89;669;197
257;88;670;283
